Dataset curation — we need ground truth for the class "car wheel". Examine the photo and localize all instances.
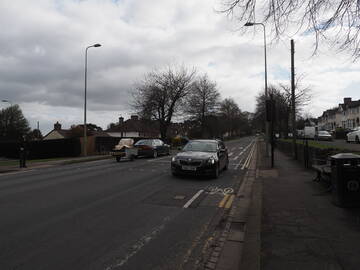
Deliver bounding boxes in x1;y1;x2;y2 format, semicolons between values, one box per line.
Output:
212;165;219;179
356;136;360;144
153;150;158;158
116;156;121;162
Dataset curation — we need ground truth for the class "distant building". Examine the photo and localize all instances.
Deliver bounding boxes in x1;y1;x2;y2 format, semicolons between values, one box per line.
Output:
106;115;160;138
318;97;360;130
43;122;72;140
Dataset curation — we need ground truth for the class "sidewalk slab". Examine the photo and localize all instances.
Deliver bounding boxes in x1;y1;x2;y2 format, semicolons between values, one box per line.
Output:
260;147;360;270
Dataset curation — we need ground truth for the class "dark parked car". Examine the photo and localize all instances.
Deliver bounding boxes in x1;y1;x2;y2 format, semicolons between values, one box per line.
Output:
171;139;229;178
134;139;170;158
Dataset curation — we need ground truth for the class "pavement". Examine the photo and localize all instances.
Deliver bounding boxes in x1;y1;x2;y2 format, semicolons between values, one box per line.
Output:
214;140;360;270
0;155;113;173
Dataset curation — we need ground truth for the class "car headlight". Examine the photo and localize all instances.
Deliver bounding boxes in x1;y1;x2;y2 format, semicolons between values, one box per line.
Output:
207;158;215;164
171;156;176;162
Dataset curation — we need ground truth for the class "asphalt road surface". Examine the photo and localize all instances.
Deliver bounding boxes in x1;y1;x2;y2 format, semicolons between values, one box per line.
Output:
0;137;256;270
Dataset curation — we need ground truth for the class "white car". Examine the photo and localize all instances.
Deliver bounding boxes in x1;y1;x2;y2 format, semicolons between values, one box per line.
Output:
346;127;360;143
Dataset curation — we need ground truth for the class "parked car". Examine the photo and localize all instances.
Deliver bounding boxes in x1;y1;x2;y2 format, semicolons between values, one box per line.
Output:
171;139;229;178
346;127;360;143
134;139;170;158
315;131;333;141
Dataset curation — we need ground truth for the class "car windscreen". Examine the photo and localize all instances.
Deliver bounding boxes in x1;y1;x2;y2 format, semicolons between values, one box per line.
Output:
182;141;217;152
135;140;152;146
318;131;330;135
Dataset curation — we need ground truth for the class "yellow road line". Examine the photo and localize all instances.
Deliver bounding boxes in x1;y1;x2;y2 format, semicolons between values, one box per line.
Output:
224;194;235;209
218;194;230;208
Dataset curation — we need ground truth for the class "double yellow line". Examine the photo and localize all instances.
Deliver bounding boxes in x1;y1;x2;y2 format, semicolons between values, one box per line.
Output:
218;194;235;209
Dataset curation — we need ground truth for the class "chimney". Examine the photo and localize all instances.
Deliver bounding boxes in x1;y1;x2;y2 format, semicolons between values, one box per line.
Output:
54;121;61;130
119;116;124;125
344;97;352;105
131;115;139;121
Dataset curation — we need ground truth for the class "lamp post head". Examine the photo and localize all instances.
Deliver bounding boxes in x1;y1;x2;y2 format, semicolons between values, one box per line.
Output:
244;22;255;26
93;43;101;47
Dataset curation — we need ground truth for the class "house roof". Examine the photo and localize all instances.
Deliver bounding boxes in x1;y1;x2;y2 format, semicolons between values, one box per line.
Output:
348;100;360;108
107;118;159;135
43;129;73;139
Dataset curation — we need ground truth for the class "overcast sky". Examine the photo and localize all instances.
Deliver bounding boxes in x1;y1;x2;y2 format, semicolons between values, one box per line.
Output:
1;0;360;135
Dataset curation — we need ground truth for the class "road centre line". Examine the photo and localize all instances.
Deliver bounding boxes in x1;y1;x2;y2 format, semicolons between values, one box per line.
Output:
183;190;204;208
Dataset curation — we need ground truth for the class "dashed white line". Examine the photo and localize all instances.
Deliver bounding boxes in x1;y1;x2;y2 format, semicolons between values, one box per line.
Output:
105;216;171;270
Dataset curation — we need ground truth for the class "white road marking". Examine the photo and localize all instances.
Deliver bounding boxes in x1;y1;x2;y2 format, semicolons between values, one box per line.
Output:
232;140;255;170
228;152;233;157
241;142;256;170
105;216;171;270
207;187;234;196
234;157;245;170
183;190;204;208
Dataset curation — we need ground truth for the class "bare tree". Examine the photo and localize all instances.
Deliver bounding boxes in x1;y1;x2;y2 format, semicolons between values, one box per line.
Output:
132;65;196;139
219;98;249;137
220;0;360;58
253;81;312;136
279;75;312;115
184;74;221;137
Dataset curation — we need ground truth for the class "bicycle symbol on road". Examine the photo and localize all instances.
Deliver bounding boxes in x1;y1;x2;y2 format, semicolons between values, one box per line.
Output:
207;186;234;196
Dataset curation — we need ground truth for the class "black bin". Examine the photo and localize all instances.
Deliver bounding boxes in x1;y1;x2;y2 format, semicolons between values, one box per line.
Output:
331;153;360;207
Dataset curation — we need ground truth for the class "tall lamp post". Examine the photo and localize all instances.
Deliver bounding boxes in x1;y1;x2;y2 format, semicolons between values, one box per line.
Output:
245;22;269;157
84;43;101;157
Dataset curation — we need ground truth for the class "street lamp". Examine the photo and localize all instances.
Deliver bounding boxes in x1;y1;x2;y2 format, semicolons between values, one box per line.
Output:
84;43;101;157
2;100;13;106
244;22;269;157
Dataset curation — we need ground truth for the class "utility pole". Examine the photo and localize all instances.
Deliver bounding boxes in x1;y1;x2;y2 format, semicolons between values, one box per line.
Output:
291;39;297;160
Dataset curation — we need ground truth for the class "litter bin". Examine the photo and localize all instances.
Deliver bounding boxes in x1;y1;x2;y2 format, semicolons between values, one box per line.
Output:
331;153;360;207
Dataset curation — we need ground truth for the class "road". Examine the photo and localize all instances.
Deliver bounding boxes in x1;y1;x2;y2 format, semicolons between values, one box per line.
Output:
0;137;256;270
